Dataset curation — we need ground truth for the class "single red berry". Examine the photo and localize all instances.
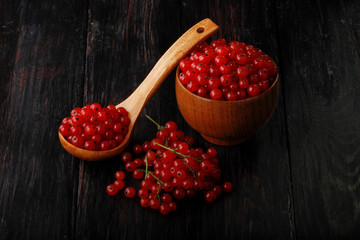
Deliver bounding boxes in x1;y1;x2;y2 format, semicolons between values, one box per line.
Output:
208;77;220;89
220;74;232;86
70;135;84;147
140;198;150;208
121;152;132;162
106;184;118;196
237;89;247;100
132;169;144;179
177;142;189;154
125;161;136;172
114;180;125;190
159;204;171;215
215;45;229;56
124;187;136;198
226;91;238;101
253;58;265;69
214;55;227;66
236;66;249;79
210;89;222;100
149;198;161;209
169;202;177;211
179;59;191;71
204;190;217;202
90;103;101;112
258;80;270;92
160;193;173;204
84;140;96;150
173;187;186;200
137;188;149;198
59;124;71;136
132;144;142;154
212;185;222;196
258;68;269;81
238;78;249;89
223;182;233;192
186;80;200;93
247;83;261;97
207;147;217;157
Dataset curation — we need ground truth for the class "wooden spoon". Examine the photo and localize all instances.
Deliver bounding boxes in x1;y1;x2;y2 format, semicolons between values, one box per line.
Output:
59;18;219;161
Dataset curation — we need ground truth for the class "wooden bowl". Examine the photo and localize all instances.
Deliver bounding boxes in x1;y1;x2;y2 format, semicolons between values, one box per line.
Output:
175;66;280;146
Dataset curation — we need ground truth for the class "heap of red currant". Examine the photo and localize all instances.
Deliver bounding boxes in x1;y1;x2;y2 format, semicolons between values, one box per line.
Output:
106;116;233;215
178;38;278;100
59;103;130;150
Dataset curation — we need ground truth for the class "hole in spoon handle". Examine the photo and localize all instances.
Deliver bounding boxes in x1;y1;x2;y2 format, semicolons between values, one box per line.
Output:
118;18;219;116
197;27;205;33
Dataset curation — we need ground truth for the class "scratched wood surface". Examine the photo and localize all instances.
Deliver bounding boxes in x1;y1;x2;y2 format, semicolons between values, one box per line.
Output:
0;0;359;239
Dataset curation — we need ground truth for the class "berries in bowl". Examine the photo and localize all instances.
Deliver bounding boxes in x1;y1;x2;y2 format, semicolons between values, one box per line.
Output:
175;38;279;145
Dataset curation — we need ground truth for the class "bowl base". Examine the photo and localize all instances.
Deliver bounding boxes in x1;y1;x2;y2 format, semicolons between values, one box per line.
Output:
200;134;251;146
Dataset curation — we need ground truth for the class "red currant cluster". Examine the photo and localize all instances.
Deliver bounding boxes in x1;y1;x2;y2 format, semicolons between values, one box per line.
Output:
178;38;278;100
106;116;233;215
59;103;130;150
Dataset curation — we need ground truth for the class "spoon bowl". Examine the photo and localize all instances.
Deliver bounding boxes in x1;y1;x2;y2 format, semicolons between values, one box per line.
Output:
59;18;219;161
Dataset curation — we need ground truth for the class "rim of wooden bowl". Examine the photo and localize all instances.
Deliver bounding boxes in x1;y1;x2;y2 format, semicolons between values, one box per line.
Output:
175;64;279;104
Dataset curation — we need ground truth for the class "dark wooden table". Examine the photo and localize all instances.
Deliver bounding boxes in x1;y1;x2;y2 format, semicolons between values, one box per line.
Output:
1;0;359;239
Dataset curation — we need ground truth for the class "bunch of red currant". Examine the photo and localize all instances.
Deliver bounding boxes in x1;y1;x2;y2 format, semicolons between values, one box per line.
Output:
59;103;130;150
106;116;233;215
178;38;278;100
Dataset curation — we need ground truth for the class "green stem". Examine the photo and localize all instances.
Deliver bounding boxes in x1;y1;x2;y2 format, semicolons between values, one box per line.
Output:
145;115;164;130
153;141;201;162
138;169;164;185
144;156;149;179
153;141;197;178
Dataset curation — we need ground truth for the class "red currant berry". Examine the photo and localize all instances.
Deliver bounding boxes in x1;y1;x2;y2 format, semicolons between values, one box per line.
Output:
106;184;118;196
210;89;222;100
150;198;161;209
236;66;249;79
70;135;84;147
159;204;171;215
140;198;150;208
137;188;149;198
165;121;177;131
247;83;261;97
214;55;227;66
169;202;177;211
223;182;233;192
173;187;186;200
132;169;144;179
160;193;173;204
121;152;132;162
124;187;136;198
114;180;125;190
132;144;143;154
204;190;217;202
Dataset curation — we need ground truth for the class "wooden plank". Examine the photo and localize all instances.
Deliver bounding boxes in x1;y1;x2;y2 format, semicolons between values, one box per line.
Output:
179;0;294;238
276;0;360;238
75;0;293;239
74;0;186;238
0;0;87;239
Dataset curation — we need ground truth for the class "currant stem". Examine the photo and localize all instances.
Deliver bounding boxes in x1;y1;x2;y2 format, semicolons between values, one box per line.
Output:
153;141;197;178
138;169;164;185
153;141;200;162
144;155;149;179
145;115;164;130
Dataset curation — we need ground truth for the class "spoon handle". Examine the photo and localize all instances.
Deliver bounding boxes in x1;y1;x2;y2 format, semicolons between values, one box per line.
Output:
117;18;219;112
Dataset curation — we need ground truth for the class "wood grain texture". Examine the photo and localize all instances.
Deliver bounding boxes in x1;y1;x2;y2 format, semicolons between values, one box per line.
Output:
178;0;293;239
0;0;359;239
175;66;280;145
276;0;360;238
0;0;88;239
